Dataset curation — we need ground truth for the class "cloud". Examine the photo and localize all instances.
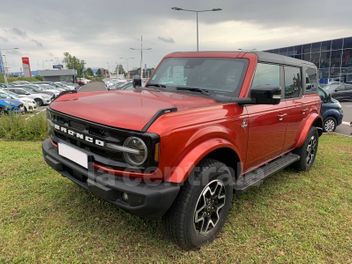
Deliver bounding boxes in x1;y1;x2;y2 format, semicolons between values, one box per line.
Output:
11;27;27;38
0;36;8;42
31;39;44;48
157;36;175;44
0;0;351;72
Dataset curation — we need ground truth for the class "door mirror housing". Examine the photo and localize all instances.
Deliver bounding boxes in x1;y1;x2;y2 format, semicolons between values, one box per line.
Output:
133;76;142;88
242;86;281;105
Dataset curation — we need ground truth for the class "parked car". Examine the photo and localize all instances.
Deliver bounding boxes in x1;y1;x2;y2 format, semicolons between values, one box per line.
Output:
104;78;126;89
322;82;352;102
11;81;31;85
0;83;7;88
0;95;24;114
57;81;78;90
50;82;74;91
107;80;129;90
318;87;344;132
36;83;66;93
13;85;58;98
34;82;67;92
42;51;323;249
0;89;37;112
118;80;134;90
5;87;52;106
76;78;91;86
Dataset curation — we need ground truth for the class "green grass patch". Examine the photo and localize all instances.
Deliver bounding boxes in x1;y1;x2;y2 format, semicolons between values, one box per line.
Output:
0;112;47;141
0;135;351;263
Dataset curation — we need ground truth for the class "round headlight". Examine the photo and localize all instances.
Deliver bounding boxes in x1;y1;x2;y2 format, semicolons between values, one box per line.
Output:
123;137;148;166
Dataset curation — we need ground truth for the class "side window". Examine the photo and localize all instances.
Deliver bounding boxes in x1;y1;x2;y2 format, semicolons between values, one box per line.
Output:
284;66;302;98
251;63;280;89
305;67;319;93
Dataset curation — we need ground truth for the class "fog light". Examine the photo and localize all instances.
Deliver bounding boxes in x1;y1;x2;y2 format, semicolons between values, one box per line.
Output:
122;192;129;202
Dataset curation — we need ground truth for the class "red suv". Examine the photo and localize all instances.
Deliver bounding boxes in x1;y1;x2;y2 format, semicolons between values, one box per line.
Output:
43;51;323;249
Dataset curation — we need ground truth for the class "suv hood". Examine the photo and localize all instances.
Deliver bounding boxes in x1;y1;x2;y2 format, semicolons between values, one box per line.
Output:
50;89;217;131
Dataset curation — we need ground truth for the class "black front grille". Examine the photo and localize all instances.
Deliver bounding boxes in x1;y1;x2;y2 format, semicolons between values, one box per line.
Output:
47;109;159;170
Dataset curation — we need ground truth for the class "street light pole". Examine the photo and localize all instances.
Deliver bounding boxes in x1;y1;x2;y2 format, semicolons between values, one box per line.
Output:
0;47;19;85
2;55;8;85
130;35;152;79
196;12;199;51
171;7;222;51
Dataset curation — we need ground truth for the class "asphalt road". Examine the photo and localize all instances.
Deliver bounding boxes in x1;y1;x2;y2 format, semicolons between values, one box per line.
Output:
335;102;352;136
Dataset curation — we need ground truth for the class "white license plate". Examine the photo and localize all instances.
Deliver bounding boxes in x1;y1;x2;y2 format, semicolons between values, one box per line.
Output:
58;143;88;169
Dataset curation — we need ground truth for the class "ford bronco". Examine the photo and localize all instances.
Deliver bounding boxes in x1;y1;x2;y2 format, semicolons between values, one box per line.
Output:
43;51;323;249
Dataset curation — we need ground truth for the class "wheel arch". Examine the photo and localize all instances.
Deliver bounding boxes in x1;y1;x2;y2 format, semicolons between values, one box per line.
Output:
166;139;242;184
296;114;323;148
202;147;241;181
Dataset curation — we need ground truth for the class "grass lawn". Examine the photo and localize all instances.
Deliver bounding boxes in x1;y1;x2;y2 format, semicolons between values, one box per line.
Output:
0;134;351;263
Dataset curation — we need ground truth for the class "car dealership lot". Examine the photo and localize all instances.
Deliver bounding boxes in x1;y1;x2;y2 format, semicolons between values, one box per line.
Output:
336;102;352;136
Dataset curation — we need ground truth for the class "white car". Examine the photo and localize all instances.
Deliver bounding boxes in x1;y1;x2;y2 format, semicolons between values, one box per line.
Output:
5;87;52;106
37;83;66;93
0;89;37;112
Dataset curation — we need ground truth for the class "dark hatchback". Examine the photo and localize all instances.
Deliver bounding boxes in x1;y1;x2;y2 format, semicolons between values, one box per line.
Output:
318;87;344;132
322;82;352;102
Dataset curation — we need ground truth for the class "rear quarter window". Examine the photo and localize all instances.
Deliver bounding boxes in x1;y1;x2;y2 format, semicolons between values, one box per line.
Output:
305;67;319;94
284;66;302;99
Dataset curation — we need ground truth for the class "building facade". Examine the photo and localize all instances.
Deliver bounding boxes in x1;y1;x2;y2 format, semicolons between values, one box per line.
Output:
266;37;352;84
38;69;77;82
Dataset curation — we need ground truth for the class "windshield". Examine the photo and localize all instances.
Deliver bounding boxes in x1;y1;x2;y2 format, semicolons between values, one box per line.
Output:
12;89;28;95
148;58;247;96
318;87;327;100
1;90;18;99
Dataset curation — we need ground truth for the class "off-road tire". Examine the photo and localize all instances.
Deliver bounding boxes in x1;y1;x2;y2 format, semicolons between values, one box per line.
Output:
292;127;319;171
163;159;234;250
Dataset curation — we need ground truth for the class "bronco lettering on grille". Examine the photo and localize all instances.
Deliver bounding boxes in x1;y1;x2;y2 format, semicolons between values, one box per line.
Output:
53;123;105;147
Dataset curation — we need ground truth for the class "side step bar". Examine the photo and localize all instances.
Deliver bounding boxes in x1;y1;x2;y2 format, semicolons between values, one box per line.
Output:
234;153;300;192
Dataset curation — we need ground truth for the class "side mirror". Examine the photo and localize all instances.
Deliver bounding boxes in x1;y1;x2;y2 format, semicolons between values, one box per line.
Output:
250;86;281;105
327;93;332;102
133;76;142;88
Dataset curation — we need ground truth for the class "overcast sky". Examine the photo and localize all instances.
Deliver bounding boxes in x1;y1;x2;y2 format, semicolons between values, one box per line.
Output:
0;0;351;72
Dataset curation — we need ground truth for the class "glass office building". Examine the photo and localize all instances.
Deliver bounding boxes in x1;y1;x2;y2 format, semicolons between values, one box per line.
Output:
266;37;352;84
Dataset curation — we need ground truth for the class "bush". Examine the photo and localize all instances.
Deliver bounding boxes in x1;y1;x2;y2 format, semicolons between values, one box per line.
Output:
0;112;47;141
0;74;43;83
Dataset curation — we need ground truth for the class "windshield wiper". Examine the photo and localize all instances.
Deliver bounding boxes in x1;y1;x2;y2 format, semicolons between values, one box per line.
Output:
145;83;166;88
176;87;211;96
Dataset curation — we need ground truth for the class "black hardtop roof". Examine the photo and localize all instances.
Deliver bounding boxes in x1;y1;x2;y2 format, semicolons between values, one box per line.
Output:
252;51;317;68
167;50;317;69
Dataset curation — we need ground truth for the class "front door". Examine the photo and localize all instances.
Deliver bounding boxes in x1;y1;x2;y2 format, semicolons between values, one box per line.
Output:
245;102;288;171
244;62;287;172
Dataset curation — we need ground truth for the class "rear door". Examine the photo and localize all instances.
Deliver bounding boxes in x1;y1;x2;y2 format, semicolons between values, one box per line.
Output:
245;63;287;171
282;66;305;150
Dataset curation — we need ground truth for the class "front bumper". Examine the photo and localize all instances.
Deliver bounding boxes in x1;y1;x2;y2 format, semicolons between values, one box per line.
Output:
42;139;180;217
